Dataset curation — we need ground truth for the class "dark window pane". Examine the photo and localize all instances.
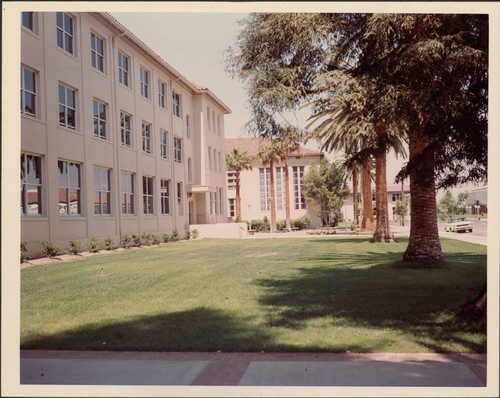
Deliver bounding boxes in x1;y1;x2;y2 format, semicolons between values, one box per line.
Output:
58;161;67;186
21;185;25;214
59;84;65;103
56;12;63;28
67;109;75;128
64;14;72;34
67;88;74;108
94;191;100;214
69;163;80;188
69;189;80;214
25;93;35;115
59;188;67;214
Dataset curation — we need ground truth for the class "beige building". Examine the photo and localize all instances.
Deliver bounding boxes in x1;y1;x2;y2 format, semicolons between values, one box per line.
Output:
21;12;231;256
225;138;324;228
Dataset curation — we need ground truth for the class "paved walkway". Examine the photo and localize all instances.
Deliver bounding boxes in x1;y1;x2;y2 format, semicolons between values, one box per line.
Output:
21;350;486;387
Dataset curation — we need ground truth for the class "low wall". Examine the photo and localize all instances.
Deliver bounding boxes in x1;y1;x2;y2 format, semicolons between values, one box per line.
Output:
189;223;248;239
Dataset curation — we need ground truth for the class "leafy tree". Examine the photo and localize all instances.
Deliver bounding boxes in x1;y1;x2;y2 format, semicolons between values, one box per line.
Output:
226;148;253;220
439;190;458;216
302;158;347;227
394;199;409;226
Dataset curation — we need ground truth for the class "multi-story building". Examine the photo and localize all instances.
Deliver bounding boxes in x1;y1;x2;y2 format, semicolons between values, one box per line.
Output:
21;12;231;256
225;137;324;228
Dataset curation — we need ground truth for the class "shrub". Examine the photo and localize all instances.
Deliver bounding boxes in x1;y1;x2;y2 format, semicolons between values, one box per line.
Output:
162;233;172;243
41;240;60;258
120;234;132;248
67;240;81;255
171;230;179;242
131;234;143;247
184;230;191;240
142;232;152;246
21;241;30;263
104;237;117;250
292;217;309;230
251;219;269;232
191;229;199;239
276;220;286;231
151;234;162;245
87;236;100;253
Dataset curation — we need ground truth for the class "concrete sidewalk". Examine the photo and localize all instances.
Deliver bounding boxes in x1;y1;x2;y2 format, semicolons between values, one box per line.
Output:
21;350;486;387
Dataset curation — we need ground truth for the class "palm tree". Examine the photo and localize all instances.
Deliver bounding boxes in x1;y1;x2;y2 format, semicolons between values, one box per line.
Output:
225;148;253;220
256;141;285;233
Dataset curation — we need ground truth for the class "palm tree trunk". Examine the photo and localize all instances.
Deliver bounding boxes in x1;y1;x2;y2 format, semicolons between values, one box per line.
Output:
270;159;276;233
285;154;291;231
403;131;445;263
352;169;359;226
372;149;393;242
235;168;241;219
360;158;375;231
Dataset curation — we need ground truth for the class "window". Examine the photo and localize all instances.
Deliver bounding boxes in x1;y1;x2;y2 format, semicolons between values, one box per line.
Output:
188;158;192;183
174;137;182;163
293;166;306;210
217;114;222;135
219;188;224;214
392;193;403;202
142;122;152;154
215;190;219;214
93;99;107;140
160;130;168;159
21;66;37;116
160;179;170;215
58;83;76;129
212;111;216;133
56;12;74;55
118;51;129;87
22;12;35;32
210;192;214;214
120;171;134;215
227;171;236;189
158;81;166;109
218;152;222;172
94;166;111;215
207;107;211;130
229;198;235;218
177;182;183;215
172;91;181;117
142;176;154;215
120;112;132;147
20;153;42;216
259;168;271;211
186;115;191;138
208;147;212;169
91;32;104;73
276;167;287;210
58;160;81;215
140;67;150;99
214;149;218;171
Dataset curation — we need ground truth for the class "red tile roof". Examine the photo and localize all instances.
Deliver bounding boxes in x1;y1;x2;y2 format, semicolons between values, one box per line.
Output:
225;137;324;159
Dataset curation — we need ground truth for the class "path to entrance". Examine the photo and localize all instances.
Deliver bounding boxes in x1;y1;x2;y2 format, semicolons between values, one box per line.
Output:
21;350;485;387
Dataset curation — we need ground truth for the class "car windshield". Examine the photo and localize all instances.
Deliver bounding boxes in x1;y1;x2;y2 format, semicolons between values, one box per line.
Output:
448;218;456;223
457;217;466;221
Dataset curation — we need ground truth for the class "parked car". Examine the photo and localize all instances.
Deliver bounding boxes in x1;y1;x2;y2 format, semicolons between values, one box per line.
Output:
444;217;473;233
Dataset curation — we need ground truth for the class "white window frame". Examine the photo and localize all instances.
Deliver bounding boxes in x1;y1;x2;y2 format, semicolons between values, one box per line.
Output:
293;166;306;210
229;198;235;217
172;91;181;117
120;171;135;215
207;107;211;130
21;153;43;216
186;115;191;139
140;67;150;99
56;12;74;56
177;182;183;215
21;66;37;117
158;80;167;109
91;32;105;73
118;51;130;87
160;130;168;159
142;122;152;154
93;166;111;216
22;12;35;33
174;136;183;163
188;158;192;183
58;83;76;130
120;112;132;147
93;99;107;140
142;175;154;215
58;160;82;216
208;147;212;169
160;179;171;215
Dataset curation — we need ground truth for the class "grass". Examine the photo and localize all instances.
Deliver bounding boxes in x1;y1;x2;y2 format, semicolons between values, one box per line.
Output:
21;237;487;353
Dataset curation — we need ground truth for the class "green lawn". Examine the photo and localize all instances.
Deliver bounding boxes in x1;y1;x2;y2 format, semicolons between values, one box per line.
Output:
21;237;487;353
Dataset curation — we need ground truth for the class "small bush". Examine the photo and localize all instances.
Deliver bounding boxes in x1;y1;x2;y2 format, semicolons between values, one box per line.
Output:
41;240;60;258
191;229;199;239
21;241;31;263
142;232;152;246
87;236;100;253
151;234;162;245
67;240;81;255
132;234;143;247
292;217;309;230
171;230;179;242
120;234;132;248
184;230;191;240
250;219;269;232
104;237;117;250
276;220;286;231
162;233;172;243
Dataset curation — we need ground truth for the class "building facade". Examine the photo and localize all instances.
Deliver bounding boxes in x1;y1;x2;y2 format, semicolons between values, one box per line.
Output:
21;12;231;256
225;138;324;228
342;184;411;223
464;185;488;215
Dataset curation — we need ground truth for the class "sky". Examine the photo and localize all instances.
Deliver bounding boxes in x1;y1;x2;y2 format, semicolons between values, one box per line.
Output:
110;11;483;198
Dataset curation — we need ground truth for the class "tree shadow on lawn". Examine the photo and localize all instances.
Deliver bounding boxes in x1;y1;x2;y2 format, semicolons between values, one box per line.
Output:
254;248;486;353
